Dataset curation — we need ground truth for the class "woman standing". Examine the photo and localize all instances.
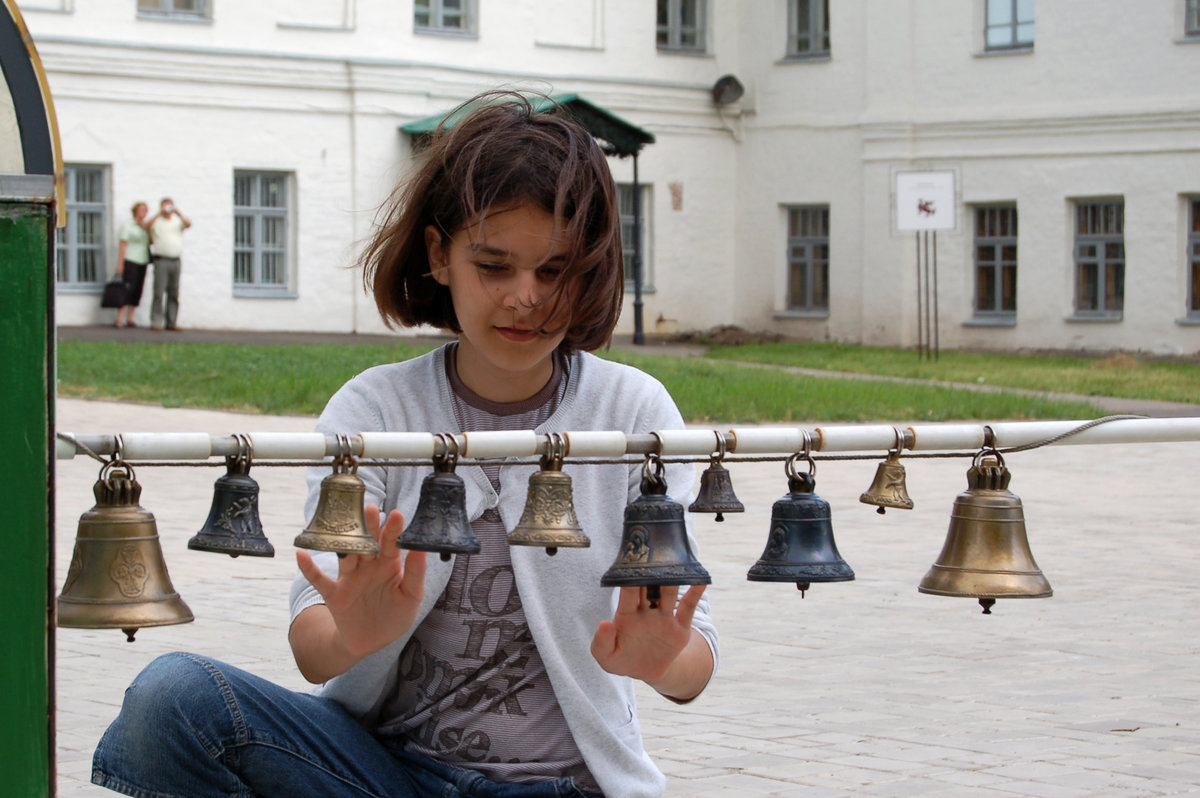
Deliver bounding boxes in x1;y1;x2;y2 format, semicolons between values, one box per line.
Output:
114;202;150;328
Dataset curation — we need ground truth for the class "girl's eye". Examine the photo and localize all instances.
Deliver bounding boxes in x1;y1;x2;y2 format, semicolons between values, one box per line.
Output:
538;266;564;281
476;262;508;274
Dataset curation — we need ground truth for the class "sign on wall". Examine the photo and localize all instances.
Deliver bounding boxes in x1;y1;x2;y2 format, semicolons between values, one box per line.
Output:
895;171;956;231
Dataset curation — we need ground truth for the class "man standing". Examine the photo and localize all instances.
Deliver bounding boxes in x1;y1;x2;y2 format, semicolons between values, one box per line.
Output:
147;197;192;331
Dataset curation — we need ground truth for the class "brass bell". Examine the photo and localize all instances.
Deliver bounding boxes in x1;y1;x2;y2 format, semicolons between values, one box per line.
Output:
748;453;854;597
188;434;274;557
860;428;914;514
601;454;711;609
508;433;589;555
688;432;744;522
399;434;481;562
918;450;1052;614
294;443;380;557
57;460;194;642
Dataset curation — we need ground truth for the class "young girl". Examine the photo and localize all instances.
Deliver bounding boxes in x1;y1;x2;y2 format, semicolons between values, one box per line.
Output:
92;92;717;798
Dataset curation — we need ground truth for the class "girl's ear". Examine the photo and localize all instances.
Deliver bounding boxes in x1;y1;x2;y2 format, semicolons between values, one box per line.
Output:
425;225;450;286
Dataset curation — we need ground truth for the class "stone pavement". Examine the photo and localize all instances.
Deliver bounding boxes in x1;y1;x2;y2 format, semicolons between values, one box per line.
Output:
54;397;1200;797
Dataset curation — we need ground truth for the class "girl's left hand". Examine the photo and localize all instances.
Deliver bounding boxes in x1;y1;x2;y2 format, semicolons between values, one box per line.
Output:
590;584;706;686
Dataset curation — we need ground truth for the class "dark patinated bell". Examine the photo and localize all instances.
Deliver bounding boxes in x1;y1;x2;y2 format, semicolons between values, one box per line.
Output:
294;455;380;556
57;462;194;642
601;456;710;608
188;451;274;557
748;466;854;597
918;452;1052;614
859;450;914;514
399;443;481;562
508;437;589;555
688;459;744;522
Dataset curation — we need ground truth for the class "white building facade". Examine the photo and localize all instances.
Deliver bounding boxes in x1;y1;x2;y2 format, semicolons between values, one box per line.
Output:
21;0;1200;355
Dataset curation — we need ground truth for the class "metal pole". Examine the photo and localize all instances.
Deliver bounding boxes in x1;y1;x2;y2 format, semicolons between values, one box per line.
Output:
631;153;645;345
932;230;939;361
915;233;923;358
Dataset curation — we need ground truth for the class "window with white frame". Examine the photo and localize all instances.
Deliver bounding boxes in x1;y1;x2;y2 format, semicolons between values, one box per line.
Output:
619;183;652;291
787;0;829;59
985;0;1034;51
786;205;829;312
414;0;474;34
1073;199;1124;316
1189;199;1200;316
1187;0;1200;37
137;0;210;19
233;171;290;292
656;0;705;53
973;205;1017;317
57;165;108;288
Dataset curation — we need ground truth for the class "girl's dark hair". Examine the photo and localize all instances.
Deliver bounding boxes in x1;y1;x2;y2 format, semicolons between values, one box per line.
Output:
362;91;624;352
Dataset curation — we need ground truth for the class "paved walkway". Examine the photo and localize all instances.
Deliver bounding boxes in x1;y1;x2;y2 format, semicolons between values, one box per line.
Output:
54;393;1200;796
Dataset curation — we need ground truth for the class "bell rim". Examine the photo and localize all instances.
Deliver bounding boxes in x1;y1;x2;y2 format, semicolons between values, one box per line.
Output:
293;532;380;556
187;536;276;557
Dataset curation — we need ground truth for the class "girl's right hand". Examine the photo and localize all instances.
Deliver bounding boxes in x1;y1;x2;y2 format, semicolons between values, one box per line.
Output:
295;505;426;666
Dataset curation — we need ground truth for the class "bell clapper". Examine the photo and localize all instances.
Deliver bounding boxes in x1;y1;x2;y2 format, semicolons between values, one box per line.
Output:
876;506;886;515
646;585;662;609
545;547;558;556
979;598;996;614
714;512;724;522
122;628;138;643
440;552;452;562
796;582;810;597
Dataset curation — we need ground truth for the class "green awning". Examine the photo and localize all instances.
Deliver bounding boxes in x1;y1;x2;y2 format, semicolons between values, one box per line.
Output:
399;93;655;157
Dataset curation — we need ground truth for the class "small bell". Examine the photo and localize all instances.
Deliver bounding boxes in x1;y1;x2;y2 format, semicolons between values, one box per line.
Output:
747;453;854;597
688;432;744;522
601;454;711;609
508;434;589;555
918;449;1052;614
189;434;274;557
294;443;380;557
399;434;481;562
860;428;914;514
57;460;194;642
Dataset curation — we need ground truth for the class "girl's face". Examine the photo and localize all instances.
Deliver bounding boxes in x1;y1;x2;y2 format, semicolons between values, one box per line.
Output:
427;203;572;403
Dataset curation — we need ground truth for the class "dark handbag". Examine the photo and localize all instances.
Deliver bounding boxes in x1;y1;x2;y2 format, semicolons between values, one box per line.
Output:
100;279;127;308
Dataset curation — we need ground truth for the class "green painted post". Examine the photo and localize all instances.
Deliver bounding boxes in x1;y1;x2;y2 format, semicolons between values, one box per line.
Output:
0;175;57;796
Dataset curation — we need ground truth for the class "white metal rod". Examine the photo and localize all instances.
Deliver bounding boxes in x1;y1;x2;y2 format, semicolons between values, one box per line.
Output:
54;417;1200;462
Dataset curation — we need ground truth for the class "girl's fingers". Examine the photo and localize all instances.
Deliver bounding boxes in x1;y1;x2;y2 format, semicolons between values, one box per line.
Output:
295;550;336;601
379;509;407;555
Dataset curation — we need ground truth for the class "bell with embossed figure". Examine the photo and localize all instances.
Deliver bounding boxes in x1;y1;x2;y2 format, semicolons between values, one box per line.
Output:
601;455;710;608
508;434;589;555
57;461;194;642
399;435;481;561
294;453;380;557
189;435;274;557
748;454;854;597
688;433;744;522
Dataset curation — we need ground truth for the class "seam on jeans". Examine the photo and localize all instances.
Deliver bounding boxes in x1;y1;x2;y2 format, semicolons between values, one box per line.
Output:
92;769;254;798
184;653;251;748
229;739;392;798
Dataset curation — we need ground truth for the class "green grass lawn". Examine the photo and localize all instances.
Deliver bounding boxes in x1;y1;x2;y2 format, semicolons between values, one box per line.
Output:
57;340;1109;423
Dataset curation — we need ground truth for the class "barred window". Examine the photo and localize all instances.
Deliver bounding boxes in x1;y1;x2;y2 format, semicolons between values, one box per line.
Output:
787;0;830;59
57;165;108;288
1073;200;1124;316
786;206;830;312
233;171;290;291
618;183;653;292
414;0;474;34
137;0;210;19
1188;0;1200;37
1189;200;1200;316
974;205;1017;316
657;0;705;52
985;0;1034;51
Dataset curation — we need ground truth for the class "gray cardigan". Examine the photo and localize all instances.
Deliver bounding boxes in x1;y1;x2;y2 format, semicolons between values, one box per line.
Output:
289;346;719;798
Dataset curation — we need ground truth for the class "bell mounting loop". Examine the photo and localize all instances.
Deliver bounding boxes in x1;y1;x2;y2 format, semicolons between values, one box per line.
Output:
640;450;669;497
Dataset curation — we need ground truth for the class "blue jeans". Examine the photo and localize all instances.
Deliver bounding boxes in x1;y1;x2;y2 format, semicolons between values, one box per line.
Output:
92;652;601;798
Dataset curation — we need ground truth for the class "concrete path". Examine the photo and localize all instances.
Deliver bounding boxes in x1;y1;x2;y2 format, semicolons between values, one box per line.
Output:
54;397;1200;796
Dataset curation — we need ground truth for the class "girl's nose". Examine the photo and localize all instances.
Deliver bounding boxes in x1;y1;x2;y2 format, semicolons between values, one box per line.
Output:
502;273;540;311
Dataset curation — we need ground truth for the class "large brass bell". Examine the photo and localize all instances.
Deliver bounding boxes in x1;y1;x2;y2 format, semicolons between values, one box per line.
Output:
57;460;194;642
188;434;274;557
508;433;589;555
294;437;380;556
601;454;711;608
688;432;744;522
748;452;854;597
918;449;1052;614
399;434;481;561
860;428;914;514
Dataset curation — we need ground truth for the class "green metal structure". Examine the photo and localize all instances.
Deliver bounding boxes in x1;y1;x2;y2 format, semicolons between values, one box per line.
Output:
1;0;62;793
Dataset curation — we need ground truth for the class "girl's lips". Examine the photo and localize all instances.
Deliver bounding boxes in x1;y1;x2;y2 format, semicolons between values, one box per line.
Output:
496;326;538;342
